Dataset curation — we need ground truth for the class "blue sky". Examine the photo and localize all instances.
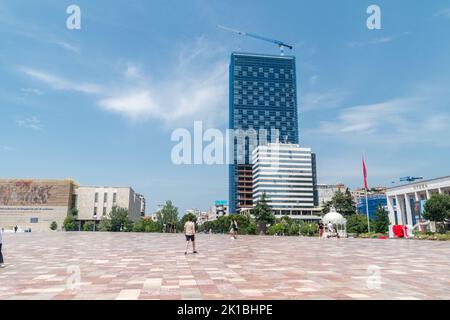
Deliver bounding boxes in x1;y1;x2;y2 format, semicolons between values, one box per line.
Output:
1;0;449;215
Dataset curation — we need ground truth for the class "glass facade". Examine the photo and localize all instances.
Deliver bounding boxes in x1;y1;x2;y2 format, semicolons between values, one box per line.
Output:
357;194;387;221
229;52;299;213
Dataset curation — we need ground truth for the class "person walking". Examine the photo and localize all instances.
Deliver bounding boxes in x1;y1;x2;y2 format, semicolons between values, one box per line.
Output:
184;217;198;255
229;219;238;239
317;221;324;238
14;225;18;233
0;228;5;268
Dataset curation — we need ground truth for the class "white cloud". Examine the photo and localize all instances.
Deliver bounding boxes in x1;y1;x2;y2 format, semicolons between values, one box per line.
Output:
55;41;80;54
348;37;394;48
16;116;42;130
1;145;15;152
305;95;450;148
20;67;102;94
21;88;43;96
20;38;229;127
301;89;348;112
312;98;416;135
435;8;450;18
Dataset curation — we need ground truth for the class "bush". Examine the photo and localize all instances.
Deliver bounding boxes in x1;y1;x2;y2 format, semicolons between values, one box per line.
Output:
98;218;111;232
268;223;285;236
63;214;78;231
83;221;94;232
289;223;299;236
133;218;159;233
346;214;369;235
299;222;317;237
50;221;58;231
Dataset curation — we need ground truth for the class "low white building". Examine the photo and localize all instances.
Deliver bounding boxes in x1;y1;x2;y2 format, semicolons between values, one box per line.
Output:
252;143;321;221
74;186;142;223
385;176;450;226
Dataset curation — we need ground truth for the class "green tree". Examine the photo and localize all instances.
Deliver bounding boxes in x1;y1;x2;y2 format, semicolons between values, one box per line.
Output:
268;223;285;235
289;223;299;236
372;205;389;233
347;214;369;235
299;222;317;236
322;189;356;217
251;192;275;234
156;201;179;231
180;212;198;232
423;193;450;223
133;218;158;233
109;206;133;232
98;218;112;232
50;221;58;231
83;221;94;232
63;209;78;231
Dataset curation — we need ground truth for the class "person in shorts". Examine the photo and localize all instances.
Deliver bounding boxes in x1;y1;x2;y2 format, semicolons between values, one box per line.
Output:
317;221;324;238
184;217;198;255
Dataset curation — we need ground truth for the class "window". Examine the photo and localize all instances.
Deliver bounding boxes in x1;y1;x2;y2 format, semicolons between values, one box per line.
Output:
93;207;97;216
104;193;108;203
94;192;98;203
113;193;117;203
103;207;107;216
30;218;38;223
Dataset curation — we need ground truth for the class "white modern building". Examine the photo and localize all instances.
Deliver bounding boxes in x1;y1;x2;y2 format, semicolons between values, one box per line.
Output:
385;176;450;226
74;186;142;223
252;143;321;220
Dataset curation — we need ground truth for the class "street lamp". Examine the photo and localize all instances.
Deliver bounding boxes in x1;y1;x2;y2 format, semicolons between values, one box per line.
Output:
92;215;98;232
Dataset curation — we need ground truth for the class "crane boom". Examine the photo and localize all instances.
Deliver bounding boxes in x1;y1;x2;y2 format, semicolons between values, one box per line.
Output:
218;25;293;55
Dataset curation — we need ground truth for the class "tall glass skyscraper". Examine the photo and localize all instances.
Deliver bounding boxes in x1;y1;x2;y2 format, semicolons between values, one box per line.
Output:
229;52;299;214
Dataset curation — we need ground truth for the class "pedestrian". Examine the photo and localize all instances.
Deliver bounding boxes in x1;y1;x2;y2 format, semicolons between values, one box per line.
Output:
229;219;238;239
317;220;324;238
0;228;5;268
14;225;18;233
327;221;334;238
184;217;198;255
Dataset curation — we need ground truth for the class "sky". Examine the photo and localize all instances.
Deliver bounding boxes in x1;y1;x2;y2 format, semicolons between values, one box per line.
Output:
1;0;449;215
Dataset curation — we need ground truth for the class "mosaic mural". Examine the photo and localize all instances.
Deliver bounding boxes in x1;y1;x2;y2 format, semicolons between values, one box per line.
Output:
0;179;72;206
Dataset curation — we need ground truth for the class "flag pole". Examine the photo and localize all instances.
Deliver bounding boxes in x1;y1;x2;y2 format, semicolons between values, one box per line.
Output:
365;187;371;233
362;156;371;233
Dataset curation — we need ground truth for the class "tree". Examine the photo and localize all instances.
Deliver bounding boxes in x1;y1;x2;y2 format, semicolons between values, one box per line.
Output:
133;218;158;233
289;223;299;236
347;214;369;235
372;205;389;233
63;209;78;231
268;223;285;236
423;193;450;223
179;212;197;232
322;189;356;217
83;221;94;232
98;218;111;232
299;222;317;236
156;201;179;232
251;192;275;234
109;206;133;232
50;221;58;231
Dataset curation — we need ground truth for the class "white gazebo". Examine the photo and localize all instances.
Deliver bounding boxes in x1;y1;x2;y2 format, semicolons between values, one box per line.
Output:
322;207;347;238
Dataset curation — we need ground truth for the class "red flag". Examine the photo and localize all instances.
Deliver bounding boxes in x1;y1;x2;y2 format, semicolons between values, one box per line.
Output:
362;157;368;190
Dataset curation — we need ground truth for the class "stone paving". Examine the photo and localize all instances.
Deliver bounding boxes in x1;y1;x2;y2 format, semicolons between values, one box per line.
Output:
0;232;449;300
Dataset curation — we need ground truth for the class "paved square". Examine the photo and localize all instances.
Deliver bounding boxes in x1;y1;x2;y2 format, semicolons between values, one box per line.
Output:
0;232;449;300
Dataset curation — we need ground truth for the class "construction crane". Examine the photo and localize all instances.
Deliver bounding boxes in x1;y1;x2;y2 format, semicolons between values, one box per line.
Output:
400;176;423;183
217;25;293;56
